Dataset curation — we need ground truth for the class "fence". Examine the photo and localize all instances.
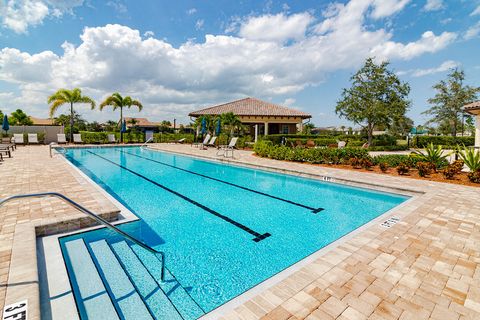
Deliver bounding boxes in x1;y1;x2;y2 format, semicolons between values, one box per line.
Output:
3;126;64;144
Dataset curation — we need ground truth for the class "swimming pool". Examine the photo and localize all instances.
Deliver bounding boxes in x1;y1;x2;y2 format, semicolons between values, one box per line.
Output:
59;146;408;319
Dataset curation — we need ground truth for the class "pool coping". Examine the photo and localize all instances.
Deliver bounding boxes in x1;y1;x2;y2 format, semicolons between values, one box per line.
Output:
37;145;427;320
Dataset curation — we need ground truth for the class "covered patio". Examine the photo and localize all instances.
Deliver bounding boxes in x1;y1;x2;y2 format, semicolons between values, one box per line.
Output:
464;101;480;147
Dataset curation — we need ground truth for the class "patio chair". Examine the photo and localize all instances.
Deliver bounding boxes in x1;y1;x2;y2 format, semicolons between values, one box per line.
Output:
0;145;11;158
217;137;238;158
205;136;217;147
73;134;83;144
1;138;15;151
28;133;39;144
175;138;186;144
193;134;210;149
337;140;346;149
57;134;67;144
108;134;118;144
13;134;24;145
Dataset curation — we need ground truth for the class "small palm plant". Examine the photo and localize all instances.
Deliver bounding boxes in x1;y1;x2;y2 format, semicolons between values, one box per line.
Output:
100;93;143;143
412;143;450;171
459;146;480;171
48;88;96;142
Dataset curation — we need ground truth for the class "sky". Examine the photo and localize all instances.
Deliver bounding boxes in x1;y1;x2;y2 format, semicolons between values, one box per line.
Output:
0;0;479;127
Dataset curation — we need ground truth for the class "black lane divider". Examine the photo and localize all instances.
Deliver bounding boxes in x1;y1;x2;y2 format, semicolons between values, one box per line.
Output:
119;149;324;214
87;150;271;242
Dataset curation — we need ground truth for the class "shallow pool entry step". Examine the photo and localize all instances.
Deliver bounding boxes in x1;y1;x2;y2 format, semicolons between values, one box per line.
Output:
62;237;204;320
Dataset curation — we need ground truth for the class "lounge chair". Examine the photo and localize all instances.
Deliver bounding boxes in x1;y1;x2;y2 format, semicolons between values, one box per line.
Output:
108;134;118;144
57;134;67;144
175;138;186;144
73;134;83;144
13;134;24;145
0;145;11;158
205;136;217;147
1;138;15;151
337;141;346;149
217;137;238;158
193;134;210;149
28;133;39;144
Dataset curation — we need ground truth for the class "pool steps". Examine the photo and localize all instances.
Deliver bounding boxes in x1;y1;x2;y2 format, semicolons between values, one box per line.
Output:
64;238;204;319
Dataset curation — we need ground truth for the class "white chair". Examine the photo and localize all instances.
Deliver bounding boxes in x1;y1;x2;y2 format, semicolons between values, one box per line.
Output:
108;134;117;143
73;134;83;144
337;141;346;149
193;134;210;149
13;134;24;144
57;134;67;144
205;136;217;147
217;137;238;158
28;133;39;144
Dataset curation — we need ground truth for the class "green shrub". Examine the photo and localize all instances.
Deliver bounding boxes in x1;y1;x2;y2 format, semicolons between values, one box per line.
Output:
459;146;480;172
468;170;480;183
379;162;389;172
253;140;369;164
368;145;409;151
369;134;397;147
442;160;464;180
413;136;474;148
412;143;450;171
373;154;419;167
80;131;109;143
153;133;194;143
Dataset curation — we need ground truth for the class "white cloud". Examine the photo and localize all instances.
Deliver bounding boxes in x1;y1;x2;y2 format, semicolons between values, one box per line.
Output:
143;30;154;38
424;0;444;11
471;5;480;16
371;31;457;60
283;98;296;106
0;0;83;33
465;22;480;40
239;12;314;43
371;0;411;19
106;1;127;14
0;2;458;121
399;60;459;77
195;19;204;31
186;8;197;15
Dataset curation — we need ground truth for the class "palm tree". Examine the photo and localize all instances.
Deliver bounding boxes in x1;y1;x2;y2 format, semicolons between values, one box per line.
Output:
221;112;242;137
48;88;95;142
99;93;143;142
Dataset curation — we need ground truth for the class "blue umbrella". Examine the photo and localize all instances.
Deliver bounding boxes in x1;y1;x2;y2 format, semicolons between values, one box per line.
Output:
121;119;127;133
215;118;221;135
201;118;207;135
2;115;9;134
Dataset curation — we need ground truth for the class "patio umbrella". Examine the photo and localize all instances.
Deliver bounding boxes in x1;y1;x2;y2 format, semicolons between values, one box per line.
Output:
201;117;207;135
120;119;127;143
2;114;9;134
215;118;221;136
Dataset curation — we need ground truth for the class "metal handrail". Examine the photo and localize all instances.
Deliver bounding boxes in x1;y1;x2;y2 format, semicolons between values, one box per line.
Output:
0;192;165;281
141;137;153;148
49;143;67;158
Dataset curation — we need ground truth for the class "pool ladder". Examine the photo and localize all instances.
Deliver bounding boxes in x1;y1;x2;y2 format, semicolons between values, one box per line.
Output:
141;137;153;149
49;142;67;158
0;192;166;282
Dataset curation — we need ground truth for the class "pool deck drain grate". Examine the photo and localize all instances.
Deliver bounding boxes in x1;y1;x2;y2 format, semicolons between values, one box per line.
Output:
87;150;271;242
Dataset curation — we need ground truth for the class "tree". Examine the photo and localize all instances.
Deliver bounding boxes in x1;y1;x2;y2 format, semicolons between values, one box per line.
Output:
423;69;479;136
9;109;33;125
99;93;142;142
53;112;87;137
388;115;414;136
159;120;172;133
103;120;118;132
335;57;411;144
48;88;95;141
221;112;243;136
302;123;315;134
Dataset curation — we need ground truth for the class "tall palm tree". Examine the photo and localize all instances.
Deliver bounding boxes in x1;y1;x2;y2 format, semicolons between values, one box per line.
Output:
99;93;143;142
221;112;243;137
48;88;96;142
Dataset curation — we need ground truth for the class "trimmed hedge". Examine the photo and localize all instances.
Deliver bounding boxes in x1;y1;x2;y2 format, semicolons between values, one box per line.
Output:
79;131;145;143
372;154;421;167
413;136;474;148
153;133;194;143
263;134;398;148
368;145;409;151
253;140;369;164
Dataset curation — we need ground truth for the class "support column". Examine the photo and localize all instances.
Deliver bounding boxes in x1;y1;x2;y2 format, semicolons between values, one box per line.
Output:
298;121;303;133
264;122;269;136
475;114;480;147
254;124;258;142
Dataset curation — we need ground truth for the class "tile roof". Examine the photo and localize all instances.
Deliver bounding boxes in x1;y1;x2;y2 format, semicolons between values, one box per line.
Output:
188;97;311;119
124;117;161;127
464;101;480;114
29;116;54;125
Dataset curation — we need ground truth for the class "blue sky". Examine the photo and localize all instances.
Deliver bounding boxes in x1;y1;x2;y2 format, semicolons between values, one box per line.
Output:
1;0;479;127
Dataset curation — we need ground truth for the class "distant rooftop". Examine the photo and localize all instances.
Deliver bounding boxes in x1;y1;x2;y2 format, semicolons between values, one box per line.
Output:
124;117;160;127
29;116;54;125
189;97;311;119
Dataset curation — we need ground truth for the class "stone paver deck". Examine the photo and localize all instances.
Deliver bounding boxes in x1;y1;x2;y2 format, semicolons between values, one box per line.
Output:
0;144;479;320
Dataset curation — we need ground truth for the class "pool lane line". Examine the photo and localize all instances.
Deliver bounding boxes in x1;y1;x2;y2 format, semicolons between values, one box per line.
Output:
119;149;325;214
86;150;271;242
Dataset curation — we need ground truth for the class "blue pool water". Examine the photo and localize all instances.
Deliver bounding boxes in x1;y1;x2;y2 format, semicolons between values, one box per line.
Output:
59;146;408;319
